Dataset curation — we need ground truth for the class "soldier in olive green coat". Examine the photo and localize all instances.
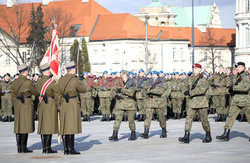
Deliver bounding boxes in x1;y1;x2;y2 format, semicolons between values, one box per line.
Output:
57;61;87;155
179;64;212;144
0;73;13;122
217;62;250;141
109;71;137;141
11;64;38;153
36;63;60;154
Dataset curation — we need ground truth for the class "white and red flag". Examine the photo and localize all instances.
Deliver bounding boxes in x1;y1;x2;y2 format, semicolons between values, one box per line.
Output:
40;29;60;76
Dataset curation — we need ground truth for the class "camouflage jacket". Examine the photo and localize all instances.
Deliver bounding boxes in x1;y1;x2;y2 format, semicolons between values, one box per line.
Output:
209;73;228;95
170;79;185;99
0;81;12;100
115;79;136;111
185;74;210;109
231;72;250;107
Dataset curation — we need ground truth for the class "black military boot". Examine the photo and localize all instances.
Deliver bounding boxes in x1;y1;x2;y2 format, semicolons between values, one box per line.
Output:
160;128;167;138
215;115;223;122
101;115;106;122
82;115;87;121
16;134;21;153
7;116;11;122
106;115;110;121
128;131;136;141
203;131;212;143
68;135;80;155
109;130;118;141
62;135;69;155
41;135;45;153
216;129;230;141
86;115;91;122
179;131;190;144
22;134;33;153
44;135;57;153
140;127;149;139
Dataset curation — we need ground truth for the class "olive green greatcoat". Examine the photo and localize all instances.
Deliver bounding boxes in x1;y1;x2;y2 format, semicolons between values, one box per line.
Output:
36;75;60;135
11;75;38;134
57;73;87;135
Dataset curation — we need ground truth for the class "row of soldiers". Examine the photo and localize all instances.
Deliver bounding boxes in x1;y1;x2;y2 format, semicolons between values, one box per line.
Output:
1;61;250;155
1;65;250;124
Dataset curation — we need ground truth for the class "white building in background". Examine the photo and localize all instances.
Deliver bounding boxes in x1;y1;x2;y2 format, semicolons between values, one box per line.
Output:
235;0;250;68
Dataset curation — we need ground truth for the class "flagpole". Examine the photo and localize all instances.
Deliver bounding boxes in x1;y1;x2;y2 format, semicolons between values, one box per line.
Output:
77;37;82;77
51;18;61;145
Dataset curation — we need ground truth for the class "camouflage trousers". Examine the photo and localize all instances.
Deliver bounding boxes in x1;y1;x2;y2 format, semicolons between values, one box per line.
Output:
81;98;94;116
113;110;136;131
137;99;145;114
98;97;111;115
1;99;12;116
224;105;250;130
185;107;210;132
144;107;166;129
171;98;183;114
212;95;227;114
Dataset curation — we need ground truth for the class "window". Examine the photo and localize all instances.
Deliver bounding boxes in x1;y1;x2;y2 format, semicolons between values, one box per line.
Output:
246;27;250;47
113;49;120;63
5;55;10;65
246;0;250;12
61;50;66;63
180;47;184;59
155;17;158;20
173;47;176;60
22;52;26;63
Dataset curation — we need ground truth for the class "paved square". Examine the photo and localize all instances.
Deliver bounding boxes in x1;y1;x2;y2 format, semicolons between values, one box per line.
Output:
0;115;249;163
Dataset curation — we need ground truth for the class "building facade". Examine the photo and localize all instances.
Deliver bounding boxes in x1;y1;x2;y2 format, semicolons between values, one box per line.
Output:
235;0;250;68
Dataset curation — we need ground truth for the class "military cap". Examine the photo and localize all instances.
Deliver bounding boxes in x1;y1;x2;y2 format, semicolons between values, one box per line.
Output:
103;70;108;74
82;72;88;75
4;73;11;77
18;64;29;73
175;72;179;75
146;72;152;76
182;72;186;75
159;70;164;74
192;63;202;69
40;63;50;72
65;61;76;70
152;71;159;75
129;72;134;75
120;70;124;73
165;73;170;76
138;69;144;73
171;72;175;75
235;62;245;68
187;71;192;75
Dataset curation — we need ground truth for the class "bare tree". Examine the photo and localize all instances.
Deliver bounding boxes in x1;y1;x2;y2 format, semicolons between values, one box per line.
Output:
43;7;72;42
199;28;226;73
0;1;30;66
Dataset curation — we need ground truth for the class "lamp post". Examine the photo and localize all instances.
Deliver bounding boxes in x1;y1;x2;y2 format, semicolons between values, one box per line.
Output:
192;0;195;65
145;15;149;72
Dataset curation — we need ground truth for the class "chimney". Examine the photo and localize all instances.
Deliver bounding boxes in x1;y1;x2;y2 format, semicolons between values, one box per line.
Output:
7;0;16;8
82;0;89;4
43;0;51;6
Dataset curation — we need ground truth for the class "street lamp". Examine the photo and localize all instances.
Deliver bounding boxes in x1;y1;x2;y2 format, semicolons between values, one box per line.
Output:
192;0;195;65
145;15;149;72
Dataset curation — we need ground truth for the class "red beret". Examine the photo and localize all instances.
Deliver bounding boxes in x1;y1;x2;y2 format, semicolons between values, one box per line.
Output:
192;64;202;69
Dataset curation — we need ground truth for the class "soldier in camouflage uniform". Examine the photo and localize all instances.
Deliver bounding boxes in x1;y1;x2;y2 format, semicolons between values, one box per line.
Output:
179;64;212;144
80;72;97;121
209;66;228;122
170;72;185;119
0;73;13;122
216;62;250;141
109;71;137;141
140;71;171;139
135;69;146;121
97;71;114;121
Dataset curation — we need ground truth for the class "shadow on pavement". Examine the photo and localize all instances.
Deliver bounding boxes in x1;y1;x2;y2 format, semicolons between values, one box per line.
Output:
189;133;204;141
230;131;249;140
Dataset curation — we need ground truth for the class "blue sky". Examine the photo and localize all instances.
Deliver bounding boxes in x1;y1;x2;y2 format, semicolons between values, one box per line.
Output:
1;0;236;28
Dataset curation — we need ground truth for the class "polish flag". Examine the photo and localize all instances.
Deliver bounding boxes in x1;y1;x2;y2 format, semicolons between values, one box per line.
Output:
40;29;60;76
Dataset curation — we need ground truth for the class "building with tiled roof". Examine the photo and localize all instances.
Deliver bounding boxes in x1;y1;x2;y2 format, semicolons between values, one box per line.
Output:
0;0;235;75
136;0;222;28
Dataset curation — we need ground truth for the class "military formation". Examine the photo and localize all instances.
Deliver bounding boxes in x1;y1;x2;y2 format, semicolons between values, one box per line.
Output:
0;61;249;155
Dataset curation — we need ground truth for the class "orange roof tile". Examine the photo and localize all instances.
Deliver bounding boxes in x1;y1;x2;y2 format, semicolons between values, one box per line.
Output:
0;0;112;43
